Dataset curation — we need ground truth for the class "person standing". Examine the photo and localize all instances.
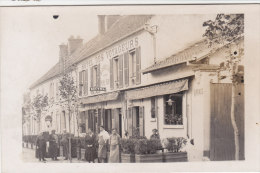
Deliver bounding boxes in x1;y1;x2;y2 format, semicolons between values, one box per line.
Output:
98;126;110;163
36;131;46;162
109;128;121;163
61;129;69;160
49;130;59;160
85;128;96;163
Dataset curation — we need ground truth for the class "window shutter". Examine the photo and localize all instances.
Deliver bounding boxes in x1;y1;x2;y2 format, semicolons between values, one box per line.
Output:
90;67;93;88
136;47;141;84
127;108;133;136
119;54;123;88
84;69;88;95
82;70;86;95
79;71;83;96
97;64;100;87
110;59;114;90
124;52;129;87
139;106;144;136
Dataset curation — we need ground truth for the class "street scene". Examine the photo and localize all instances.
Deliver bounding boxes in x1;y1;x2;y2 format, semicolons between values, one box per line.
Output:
22;13;245;163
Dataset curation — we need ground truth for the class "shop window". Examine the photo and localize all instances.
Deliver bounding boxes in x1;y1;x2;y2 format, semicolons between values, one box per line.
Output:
164;94;183;125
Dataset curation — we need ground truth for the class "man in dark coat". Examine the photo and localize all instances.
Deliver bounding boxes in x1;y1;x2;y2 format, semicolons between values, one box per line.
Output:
49;130;59;160
36;132;47;162
61;129;69;160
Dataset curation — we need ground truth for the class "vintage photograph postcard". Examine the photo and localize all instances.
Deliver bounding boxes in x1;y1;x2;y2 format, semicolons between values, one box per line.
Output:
0;3;259;173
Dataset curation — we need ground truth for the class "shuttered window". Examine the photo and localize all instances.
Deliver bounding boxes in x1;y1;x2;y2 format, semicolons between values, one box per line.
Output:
110;59;114;90
118;55;123;88
124;52;129;87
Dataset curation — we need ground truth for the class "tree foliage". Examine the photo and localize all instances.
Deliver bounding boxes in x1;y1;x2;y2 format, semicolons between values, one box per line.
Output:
31;93;48;120
59;73;77;103
203;14;244;47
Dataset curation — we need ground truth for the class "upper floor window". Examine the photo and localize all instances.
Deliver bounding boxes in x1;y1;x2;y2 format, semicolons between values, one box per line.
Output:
164;93;183;125
91;64;100;88
126;47;141;87
110;55;123;89
79;69;88;97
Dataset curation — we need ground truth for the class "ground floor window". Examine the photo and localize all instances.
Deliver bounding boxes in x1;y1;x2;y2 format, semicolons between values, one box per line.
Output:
164;93;183;125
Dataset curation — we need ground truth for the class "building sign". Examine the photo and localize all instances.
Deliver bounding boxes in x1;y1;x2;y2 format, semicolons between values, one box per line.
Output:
90;87;106;91
106;37;139;58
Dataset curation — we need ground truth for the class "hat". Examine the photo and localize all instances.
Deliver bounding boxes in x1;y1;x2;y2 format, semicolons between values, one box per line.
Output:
152;129;158;133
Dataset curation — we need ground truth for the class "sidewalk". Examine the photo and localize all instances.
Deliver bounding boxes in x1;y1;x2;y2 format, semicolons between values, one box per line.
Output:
22;147;97;163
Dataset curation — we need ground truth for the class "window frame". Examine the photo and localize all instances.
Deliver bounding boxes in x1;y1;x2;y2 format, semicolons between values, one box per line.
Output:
163;93;184;128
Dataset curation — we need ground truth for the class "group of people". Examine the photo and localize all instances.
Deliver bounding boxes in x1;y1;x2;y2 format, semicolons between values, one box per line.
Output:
84;126;121;163
35;126;160;163
35;126;121;163
35;129;61;162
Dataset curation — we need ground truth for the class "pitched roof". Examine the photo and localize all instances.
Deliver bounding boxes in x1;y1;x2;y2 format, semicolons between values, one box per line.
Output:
30;63;61;89
142;39;212;74
30;15;152;89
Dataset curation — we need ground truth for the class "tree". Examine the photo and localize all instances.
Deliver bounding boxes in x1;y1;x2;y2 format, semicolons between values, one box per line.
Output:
31;93;48;133
203;14;244;160
58;72;77;162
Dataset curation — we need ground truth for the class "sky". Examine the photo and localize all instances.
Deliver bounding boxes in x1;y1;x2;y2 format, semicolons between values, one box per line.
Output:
0;7;99;118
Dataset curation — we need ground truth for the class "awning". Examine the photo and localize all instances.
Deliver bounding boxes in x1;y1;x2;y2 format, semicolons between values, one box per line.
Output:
80;91;120;104
126;79;189;100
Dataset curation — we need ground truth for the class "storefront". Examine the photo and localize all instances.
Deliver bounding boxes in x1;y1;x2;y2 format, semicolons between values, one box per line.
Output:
125;78;191;138
79;91;124;136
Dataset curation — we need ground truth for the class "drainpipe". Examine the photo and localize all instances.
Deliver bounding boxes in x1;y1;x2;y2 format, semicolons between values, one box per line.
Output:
144;24;158;64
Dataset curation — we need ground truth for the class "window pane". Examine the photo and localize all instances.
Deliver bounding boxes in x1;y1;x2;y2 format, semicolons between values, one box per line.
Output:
164;94;183;125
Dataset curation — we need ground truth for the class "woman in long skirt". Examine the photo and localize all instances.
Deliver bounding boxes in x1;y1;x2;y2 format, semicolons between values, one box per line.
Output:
109;128;121;163
85;129;96;163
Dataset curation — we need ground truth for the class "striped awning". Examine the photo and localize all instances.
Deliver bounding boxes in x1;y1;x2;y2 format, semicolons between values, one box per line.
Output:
126;79;188;100
80;91;120;104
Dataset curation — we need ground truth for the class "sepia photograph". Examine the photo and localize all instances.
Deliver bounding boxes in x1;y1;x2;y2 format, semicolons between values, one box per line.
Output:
0;3;259;173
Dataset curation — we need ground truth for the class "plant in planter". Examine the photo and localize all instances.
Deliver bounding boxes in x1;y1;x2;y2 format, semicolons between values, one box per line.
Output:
120;138;136;163
134;138;163;163
163;137;188;162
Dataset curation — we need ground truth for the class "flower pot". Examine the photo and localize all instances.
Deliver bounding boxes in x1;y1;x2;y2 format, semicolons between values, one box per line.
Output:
163;152;187;162
121;153;135;163
135;153;163;163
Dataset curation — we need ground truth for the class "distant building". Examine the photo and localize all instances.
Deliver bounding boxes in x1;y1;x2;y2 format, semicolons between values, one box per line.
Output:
24;15;244;161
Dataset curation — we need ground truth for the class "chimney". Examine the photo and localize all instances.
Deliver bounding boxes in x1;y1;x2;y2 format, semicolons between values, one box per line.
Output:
68;35;83;55
98;15;121;35
59;43;68;62
106;15;120;30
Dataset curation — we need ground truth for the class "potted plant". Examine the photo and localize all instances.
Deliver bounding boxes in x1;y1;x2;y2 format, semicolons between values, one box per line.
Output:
134;138;163;163
120;138;136;163
162;137;188;162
